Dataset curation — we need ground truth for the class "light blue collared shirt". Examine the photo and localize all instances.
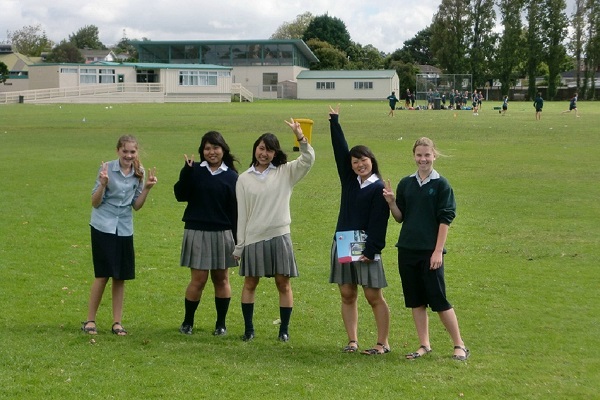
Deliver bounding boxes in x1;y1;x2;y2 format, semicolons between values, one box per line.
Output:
89;159;143;236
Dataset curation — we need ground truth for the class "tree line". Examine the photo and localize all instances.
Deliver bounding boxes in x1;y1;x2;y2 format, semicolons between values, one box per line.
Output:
4;0;600;100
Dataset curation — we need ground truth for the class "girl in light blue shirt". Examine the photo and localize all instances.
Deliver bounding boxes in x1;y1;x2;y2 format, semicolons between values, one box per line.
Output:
82;135;157;336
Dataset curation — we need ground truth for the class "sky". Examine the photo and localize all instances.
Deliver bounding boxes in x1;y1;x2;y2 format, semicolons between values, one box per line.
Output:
1;0;579;55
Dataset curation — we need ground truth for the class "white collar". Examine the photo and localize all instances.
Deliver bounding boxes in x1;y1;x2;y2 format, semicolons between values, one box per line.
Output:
357;173;379;189
200;160;228;175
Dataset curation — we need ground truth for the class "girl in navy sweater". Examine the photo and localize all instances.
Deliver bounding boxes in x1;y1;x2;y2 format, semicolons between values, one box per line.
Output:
174;131;238;336
329;106;391;355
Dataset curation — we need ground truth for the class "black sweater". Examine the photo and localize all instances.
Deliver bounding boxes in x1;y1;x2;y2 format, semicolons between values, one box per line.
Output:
173;163;238;237
330;114;389;260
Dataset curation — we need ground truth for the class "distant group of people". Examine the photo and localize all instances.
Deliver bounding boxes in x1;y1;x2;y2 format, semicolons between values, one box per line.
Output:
385;89;580;120
81;107;470;362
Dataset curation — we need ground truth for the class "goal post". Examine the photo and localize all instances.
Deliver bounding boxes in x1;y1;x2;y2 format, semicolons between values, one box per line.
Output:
415;73;472;106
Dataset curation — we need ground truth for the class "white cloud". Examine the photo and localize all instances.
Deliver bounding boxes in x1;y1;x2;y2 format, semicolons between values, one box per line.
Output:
0;0;577;54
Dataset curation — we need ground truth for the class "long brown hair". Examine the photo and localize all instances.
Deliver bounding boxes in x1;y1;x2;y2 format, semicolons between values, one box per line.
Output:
117;135;144;180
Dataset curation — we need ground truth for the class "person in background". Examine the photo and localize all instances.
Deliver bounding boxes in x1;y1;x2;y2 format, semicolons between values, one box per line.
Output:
534;92;544;120
405;89;411;109
174;131;239;336
328;105;391;356
561;93;579;117
501;95;508;115
82;135;157;336
387;91;399;116
383;137;469;361
234;119;315;342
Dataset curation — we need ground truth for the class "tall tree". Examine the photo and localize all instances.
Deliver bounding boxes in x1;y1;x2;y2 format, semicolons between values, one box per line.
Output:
303;14;352;52
271;12;314;39
0;61;9;84
345;43;384;70
571;0;587;96
393;27;435;65
525;0;544;99
430;0;471;74
541;0;569;99
305;38;348;70
7;24;52;56
584;0;600;99
469;0;497;88
69;25;105;49
388;60;420;94
46;40;85;63
495;0;526;96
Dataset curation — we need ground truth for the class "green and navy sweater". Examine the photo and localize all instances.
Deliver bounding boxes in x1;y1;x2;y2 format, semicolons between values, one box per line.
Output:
395;172;456;251
330;114;389;260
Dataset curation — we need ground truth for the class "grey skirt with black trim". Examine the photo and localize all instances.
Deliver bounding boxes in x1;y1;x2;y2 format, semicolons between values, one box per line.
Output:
329;240;387;288
238;234;299;277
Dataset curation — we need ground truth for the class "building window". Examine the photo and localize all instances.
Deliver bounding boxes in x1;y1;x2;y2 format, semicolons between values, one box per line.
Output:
60;68;77;74
179;70;218;86
263;72;278;92
354;81;373;90
137;69;158;83
80;68;97;84
316;81;335;90
99;69;116;84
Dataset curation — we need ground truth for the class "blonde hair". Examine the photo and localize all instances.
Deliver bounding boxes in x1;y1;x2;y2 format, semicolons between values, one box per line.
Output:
412;137;442;157
116;135;144;180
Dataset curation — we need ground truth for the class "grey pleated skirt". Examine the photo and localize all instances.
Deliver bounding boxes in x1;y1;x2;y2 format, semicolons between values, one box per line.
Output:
238;234;299;278
329;240;387;288
180;229;238;270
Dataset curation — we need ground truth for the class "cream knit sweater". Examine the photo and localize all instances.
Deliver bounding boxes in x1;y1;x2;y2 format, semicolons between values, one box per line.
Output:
233;141;315;257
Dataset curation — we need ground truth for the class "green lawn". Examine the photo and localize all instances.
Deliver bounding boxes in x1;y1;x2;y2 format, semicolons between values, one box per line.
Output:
0;99;598;399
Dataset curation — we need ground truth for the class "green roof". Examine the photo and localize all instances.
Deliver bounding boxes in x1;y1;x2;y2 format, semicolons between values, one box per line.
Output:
31;61;232;70
96;61;232;70
297;70;397;79
130;39;319;63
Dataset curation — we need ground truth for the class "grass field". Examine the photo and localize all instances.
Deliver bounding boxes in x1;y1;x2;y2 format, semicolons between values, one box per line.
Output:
0;99;599;399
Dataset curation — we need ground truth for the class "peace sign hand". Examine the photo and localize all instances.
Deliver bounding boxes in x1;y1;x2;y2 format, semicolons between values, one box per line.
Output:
184;154;195;167
284;118;304;140
145;167;158;189
98;162;109;187
328;104;340;117
382;179;395;204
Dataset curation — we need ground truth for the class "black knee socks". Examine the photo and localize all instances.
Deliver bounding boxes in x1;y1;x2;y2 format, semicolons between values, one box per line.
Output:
183;298;200;326
214;297;231;329
279;306;293;335
241;302;254;334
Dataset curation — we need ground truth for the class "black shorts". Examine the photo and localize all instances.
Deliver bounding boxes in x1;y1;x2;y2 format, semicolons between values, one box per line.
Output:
397;249;452;312
90;226;135;280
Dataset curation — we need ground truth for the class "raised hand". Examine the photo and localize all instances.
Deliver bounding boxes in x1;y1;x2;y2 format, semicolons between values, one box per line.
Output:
145;167;158;188
98;162;109;187
328;104;340;116
184;154;194;167
284;118;304;141
382;179;395;203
